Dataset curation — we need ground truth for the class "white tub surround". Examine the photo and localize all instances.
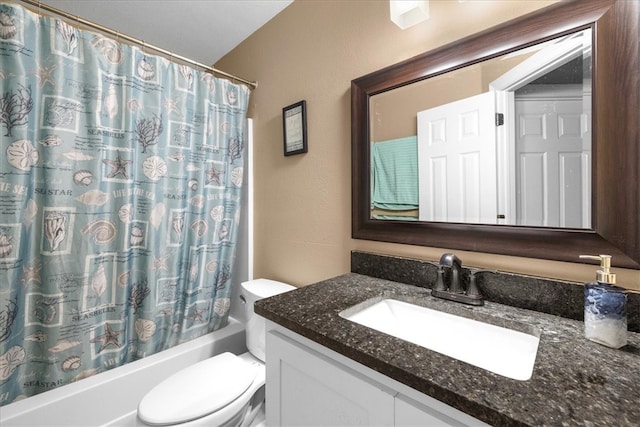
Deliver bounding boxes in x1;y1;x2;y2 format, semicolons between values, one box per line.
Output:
1;319;245;427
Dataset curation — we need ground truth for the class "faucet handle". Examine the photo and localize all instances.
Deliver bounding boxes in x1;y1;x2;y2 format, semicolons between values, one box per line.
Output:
466;269;493;298
433;265;447;291
466;272;482;298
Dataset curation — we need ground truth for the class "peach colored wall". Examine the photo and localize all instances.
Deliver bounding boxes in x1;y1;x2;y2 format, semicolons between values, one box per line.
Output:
216;0;639;291
371;52;528;140
372;67;482;141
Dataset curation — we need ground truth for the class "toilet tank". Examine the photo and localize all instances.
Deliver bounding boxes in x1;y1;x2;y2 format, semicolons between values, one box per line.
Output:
241;279;295;361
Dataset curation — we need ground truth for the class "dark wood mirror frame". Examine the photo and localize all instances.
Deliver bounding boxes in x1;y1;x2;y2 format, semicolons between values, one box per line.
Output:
352;0;639;269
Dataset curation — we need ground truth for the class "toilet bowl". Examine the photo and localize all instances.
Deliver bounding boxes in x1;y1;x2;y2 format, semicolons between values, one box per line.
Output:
136;279;295;426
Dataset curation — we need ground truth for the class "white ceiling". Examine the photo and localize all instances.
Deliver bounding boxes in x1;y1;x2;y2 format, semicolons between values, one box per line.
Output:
40;0;293;65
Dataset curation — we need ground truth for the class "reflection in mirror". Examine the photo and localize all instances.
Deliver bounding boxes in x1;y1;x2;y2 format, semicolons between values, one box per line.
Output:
352;0;639;269
369;29;592;228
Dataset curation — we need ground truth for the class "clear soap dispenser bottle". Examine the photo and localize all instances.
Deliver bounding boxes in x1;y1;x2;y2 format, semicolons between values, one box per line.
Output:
580;255;627;349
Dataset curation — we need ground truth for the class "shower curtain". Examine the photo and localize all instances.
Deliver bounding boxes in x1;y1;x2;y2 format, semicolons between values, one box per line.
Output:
0;2;250;405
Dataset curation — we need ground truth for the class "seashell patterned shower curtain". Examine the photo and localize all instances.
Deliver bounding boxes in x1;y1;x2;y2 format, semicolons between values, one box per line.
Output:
0;2;250;404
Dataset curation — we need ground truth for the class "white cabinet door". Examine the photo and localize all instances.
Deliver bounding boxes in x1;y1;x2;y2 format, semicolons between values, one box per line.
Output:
266;330;395;426
266;324;491;427
395;394;490;427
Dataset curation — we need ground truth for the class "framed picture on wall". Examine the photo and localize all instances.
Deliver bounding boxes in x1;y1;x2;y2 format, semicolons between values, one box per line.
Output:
282;100;307;156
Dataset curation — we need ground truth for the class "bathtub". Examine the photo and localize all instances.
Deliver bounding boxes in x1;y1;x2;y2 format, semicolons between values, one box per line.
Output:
1;318;246;427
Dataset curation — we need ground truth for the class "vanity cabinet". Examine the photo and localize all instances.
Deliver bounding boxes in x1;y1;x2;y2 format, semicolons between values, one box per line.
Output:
266;322;489;427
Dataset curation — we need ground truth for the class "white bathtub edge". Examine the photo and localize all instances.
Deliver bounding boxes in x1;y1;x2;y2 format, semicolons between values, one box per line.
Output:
1;318;246;427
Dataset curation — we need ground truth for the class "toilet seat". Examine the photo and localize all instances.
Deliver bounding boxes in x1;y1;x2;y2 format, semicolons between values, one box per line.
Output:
138;352;261;426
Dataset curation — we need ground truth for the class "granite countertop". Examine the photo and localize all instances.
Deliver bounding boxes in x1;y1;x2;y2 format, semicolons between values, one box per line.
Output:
255;273;640;427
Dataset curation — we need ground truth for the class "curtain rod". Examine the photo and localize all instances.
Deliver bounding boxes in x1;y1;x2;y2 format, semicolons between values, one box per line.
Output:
19;0;258;90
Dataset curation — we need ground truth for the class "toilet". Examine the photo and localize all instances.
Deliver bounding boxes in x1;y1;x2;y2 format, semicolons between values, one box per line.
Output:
136;279;295;427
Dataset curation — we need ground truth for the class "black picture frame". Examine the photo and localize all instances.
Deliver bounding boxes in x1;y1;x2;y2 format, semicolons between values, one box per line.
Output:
283;100;307;156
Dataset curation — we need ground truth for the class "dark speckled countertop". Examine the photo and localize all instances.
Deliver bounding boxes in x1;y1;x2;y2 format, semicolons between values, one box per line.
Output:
255;273;640;427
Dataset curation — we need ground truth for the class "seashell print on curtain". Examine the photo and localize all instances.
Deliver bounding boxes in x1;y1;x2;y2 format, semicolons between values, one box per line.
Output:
0;2;250;405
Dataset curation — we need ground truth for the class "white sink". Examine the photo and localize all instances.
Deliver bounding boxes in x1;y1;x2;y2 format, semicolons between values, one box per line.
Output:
340;298;539;381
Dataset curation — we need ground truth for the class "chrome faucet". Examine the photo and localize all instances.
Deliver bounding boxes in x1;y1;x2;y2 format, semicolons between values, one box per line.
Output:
431;253;484;306
440;253;463;293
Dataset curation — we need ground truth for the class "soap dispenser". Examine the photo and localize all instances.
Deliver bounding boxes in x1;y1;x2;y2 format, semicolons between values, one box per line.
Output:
580;255;627;349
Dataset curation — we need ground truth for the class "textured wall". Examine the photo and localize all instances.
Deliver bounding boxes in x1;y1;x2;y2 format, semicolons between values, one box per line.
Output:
216;0;639;290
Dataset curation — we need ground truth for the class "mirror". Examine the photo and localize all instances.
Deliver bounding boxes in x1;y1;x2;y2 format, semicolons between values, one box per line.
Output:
370;29;592;228
352;0;639;269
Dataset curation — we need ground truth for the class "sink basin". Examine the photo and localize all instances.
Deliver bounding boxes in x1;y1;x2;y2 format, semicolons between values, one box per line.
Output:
340;299;539;381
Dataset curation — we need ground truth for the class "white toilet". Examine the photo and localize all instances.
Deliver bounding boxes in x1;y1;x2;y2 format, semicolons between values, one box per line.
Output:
136;279;295;427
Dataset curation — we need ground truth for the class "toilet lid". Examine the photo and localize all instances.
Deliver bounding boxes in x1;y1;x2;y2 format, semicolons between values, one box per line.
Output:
138;352;258;425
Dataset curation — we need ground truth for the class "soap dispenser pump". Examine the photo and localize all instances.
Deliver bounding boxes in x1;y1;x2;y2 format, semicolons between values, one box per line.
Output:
580;254;627;349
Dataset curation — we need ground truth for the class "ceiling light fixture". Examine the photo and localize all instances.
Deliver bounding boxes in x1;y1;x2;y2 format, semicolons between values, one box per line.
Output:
390;0;430;30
